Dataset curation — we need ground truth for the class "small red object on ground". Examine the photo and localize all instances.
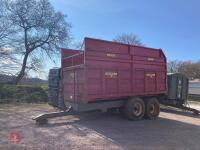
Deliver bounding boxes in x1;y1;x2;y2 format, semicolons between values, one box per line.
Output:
9;132;20;144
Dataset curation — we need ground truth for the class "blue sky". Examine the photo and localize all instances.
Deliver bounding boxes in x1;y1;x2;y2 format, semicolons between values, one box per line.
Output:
47;0;200;72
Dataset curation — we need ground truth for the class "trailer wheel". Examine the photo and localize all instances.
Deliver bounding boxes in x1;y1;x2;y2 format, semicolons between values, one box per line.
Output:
48;68;66;110
124;97;145;120
145;98;160;120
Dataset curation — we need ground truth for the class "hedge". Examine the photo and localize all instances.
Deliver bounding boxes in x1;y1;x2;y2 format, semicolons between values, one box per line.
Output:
0;84;48;103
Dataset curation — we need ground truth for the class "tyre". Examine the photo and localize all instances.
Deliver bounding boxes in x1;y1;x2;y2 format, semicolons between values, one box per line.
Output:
48;68;66;110
144;97;160;120
48;68;60;107
57;79;67;110
124;97;145;120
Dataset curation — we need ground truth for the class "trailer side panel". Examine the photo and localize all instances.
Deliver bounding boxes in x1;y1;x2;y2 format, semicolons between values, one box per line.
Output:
61;38;167;104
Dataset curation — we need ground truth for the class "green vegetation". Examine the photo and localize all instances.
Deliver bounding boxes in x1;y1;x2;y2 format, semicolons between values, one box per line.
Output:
0;84;48;103
188;94;200;102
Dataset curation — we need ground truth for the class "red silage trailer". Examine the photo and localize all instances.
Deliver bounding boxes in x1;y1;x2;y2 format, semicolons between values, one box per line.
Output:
33;37;176;124
33;37;200;124
61;38;167;104
46;37;165;120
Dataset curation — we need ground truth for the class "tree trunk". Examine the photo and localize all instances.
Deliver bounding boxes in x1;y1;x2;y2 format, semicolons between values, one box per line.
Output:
12;53;29;84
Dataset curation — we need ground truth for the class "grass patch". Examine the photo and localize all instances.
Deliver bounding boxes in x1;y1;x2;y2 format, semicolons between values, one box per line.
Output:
0;84;48;103
188;94;200;102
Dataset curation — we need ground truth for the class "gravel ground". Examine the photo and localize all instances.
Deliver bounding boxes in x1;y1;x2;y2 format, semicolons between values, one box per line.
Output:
0;103;200;150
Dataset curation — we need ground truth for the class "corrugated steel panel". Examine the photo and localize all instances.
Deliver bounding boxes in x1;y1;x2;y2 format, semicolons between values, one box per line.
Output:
167;73;188;101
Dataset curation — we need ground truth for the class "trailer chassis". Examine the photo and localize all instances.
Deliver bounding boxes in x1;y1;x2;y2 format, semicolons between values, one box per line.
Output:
32;100;125;125
33;99;199;125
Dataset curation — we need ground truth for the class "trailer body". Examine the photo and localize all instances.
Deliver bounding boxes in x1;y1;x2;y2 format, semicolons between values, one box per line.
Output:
61;38;167;105
33;38;199;124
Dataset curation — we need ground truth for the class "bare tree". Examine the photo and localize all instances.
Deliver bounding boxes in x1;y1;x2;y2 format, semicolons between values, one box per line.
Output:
2;0;71;84
0;1;19;76
113;33;143;46
0;48;20;76
178;61;200;79
0;0;10;47
168;60;200;79
167;60;182;73
71;41;83;50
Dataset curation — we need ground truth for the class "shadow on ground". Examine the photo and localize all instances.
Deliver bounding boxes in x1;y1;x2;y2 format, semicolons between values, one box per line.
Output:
39;111;200;150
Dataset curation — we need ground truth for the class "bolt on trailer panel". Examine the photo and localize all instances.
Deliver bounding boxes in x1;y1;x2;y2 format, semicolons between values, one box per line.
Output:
61;37;167;105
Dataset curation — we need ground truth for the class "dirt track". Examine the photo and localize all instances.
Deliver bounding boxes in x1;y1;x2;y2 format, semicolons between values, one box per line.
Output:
0;103;200;150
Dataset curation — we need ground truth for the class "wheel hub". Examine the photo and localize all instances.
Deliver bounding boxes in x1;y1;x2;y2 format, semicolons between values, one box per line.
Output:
133;102;142;116
150;104;155;114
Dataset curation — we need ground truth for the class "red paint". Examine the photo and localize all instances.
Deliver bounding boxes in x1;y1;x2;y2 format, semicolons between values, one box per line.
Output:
61;37;167;104
9;132;20;144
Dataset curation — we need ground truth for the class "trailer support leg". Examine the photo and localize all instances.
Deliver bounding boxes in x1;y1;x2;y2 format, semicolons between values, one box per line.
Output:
32;107;74;125
35;118;48;125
